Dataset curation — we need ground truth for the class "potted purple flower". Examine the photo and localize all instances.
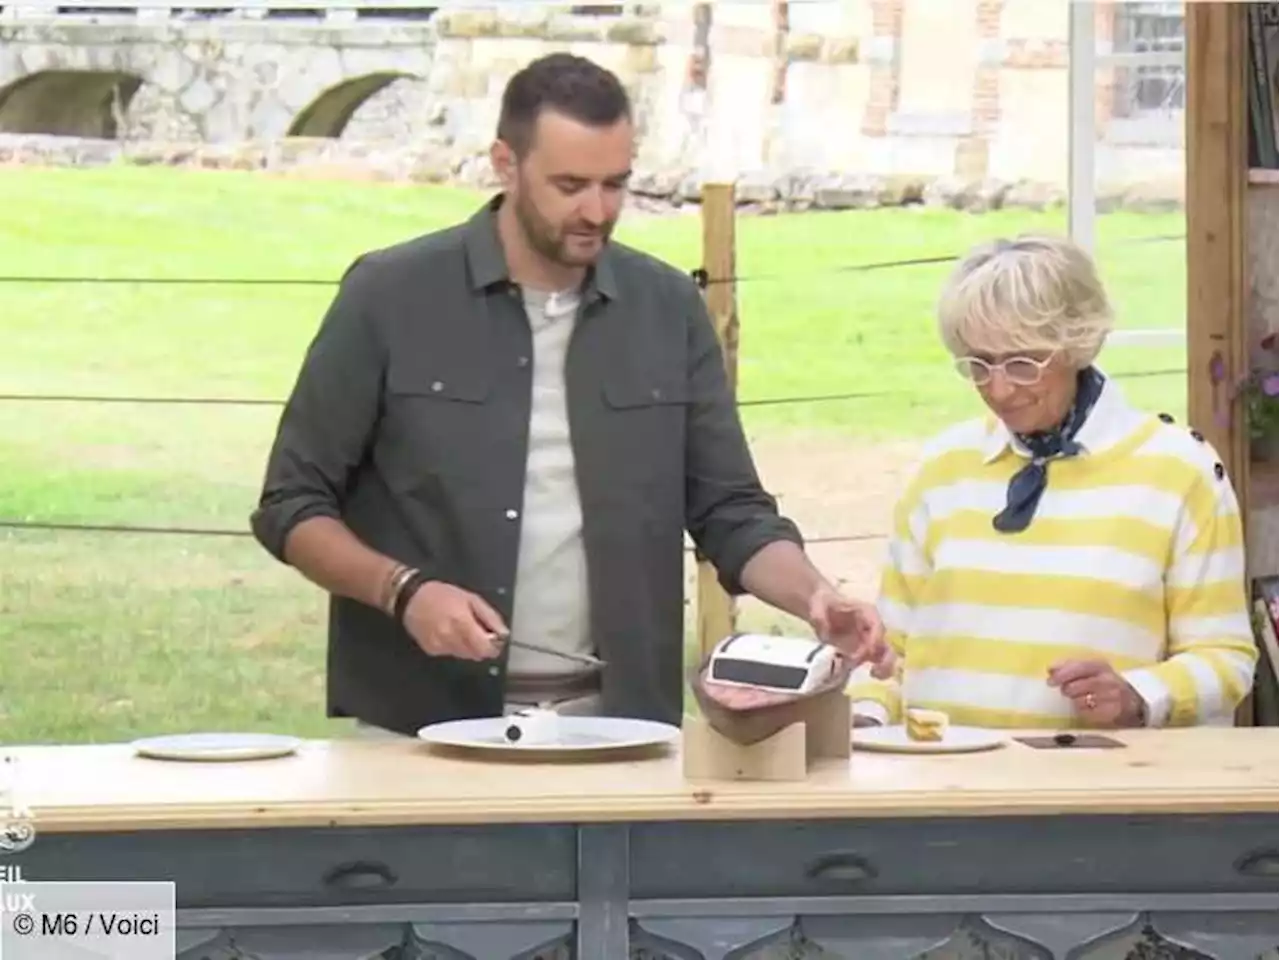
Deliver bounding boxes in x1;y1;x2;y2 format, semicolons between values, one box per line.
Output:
1242;331;1279;462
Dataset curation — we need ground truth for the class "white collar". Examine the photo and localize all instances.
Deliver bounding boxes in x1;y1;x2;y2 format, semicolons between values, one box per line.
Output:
981;372;1140;464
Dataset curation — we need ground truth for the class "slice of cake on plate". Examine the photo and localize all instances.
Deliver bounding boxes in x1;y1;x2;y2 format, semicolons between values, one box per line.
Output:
905;707;949;742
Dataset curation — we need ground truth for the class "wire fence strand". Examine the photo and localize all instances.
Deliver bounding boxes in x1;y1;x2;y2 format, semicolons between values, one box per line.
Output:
0;367;1187;410
0;364;1187;539
695;233;1187;286
0;518;886;548
0;520;254;537
0;232;1192;544
0;234;1187;290
0;393;285;406
0;275;336;286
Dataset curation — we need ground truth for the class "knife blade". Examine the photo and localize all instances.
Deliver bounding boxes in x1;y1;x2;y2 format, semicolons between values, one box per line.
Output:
498;636;605;669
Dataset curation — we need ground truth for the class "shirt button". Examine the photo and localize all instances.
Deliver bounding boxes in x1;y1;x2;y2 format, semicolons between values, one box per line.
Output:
431;381;444;392
505;509;519;520
488;665;500;677
497;586;508;596
517;356;530;367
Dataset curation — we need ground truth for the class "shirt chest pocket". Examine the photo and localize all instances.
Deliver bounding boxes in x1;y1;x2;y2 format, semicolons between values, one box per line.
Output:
602;377;690;437
600;377;690;500
379;354;495;492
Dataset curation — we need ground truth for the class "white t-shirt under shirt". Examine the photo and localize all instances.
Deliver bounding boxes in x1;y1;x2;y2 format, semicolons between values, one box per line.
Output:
503;285;597;695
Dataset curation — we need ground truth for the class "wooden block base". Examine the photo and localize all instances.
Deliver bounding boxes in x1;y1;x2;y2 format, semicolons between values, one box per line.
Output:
681;694;852;782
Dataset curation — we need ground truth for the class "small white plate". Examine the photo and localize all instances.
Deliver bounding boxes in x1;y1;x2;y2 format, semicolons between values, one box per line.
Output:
851;724;1007;754
417;716;680;755
131;732;302;762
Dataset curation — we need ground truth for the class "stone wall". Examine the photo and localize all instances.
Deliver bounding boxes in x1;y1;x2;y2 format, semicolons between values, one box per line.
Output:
0;132;1186;218
0;1;1189;200
0;16;437;141
313;0;1186;195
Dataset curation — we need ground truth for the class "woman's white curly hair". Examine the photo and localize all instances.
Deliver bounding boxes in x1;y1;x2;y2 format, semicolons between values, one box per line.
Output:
936;234;1114;368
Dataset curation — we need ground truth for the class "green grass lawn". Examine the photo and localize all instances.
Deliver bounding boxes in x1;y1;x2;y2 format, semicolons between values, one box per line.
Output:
0;165;1190;743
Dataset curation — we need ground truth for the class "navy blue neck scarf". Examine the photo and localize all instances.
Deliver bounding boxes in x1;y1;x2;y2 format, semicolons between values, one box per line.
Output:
992;366;1106;534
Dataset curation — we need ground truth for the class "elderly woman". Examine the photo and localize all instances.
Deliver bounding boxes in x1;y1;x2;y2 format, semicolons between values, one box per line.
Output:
849;234;1258;730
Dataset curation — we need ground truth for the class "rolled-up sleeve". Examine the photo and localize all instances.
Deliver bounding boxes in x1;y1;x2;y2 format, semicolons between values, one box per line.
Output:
681;284;803;594
250;256;386;562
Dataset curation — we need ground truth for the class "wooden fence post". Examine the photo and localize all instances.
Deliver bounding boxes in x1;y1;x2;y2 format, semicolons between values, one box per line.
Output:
696;182;739;660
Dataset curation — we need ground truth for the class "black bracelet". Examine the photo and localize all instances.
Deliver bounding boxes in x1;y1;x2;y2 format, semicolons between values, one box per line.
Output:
393;570;429;624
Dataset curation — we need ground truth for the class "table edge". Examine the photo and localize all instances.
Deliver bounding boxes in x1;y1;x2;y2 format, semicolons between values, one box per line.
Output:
24;792;1280;833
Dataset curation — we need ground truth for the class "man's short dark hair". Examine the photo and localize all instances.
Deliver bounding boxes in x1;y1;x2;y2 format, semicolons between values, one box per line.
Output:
497;53;632;156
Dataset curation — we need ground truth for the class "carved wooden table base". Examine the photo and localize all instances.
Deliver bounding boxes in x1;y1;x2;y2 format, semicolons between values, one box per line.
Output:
20;817;1278;960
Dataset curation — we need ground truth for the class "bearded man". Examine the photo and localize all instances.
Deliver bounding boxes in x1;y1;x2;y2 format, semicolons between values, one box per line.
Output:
250;53;891;737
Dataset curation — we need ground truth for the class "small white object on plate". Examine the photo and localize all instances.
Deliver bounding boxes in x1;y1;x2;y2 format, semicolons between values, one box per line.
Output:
418;716;680;754
501;707;562;746
131;732;302;762
851;724;1006;755
706;633;840;695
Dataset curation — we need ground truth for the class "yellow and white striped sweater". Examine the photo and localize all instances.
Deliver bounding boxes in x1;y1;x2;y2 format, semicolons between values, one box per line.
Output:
849;377;1258;729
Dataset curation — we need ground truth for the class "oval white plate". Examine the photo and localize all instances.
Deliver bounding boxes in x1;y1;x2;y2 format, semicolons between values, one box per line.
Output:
851;724;1007;754
131;732;302;762
417;716;680;754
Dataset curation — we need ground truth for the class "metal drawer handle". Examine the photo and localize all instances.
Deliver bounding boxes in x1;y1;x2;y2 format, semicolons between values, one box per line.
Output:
804;852;878;884
322;860;398;891
1234;849;1278;878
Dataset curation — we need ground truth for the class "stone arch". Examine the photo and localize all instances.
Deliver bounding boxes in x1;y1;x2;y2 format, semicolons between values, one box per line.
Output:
287;72;417;138
0;69;144;138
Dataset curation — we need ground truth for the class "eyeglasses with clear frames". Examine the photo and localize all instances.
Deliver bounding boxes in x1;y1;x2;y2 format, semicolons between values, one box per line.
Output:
953;352;1057;386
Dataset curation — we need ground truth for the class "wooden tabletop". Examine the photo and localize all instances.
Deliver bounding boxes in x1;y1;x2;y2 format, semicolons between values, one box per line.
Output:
4;727;1276;833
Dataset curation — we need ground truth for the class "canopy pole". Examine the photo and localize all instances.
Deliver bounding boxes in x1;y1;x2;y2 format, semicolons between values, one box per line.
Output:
1067;0;1097;252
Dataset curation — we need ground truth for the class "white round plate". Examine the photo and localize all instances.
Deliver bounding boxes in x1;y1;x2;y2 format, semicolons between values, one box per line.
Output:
851;724;1007;754
417;716;680;755
131;732;302;762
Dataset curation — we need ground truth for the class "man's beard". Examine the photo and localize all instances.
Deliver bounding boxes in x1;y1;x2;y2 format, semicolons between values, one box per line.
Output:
513;192;612;268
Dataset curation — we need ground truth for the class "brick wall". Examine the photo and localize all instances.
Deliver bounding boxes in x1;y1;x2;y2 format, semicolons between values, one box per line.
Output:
1002;39;1068;69
958;0;1133;182
973;0;1003;133
960;0;1004;177
861;0;902;136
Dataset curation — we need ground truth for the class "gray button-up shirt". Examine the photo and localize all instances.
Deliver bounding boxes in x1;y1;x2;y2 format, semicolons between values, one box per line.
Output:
250;195;803;735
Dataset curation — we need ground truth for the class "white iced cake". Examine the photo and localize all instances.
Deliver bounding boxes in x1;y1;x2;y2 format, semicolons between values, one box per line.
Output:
502;707;562;745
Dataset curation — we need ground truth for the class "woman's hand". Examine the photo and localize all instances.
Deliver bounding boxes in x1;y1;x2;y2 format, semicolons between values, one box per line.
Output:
1047;659;1147;727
